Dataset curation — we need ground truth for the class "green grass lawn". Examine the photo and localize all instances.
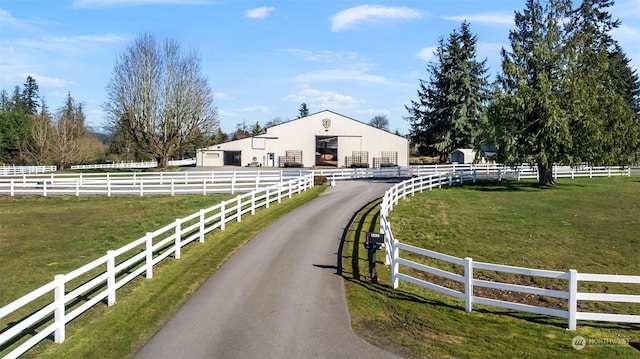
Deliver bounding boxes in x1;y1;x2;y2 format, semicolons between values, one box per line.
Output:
1;186;325;358
344;177;640;359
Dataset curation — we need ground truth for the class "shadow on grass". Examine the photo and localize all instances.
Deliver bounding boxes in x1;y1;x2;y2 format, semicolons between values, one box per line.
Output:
337;189;640;334
336;197;382;279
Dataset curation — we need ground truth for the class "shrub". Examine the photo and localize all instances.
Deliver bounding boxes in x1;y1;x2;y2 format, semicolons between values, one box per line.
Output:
350;163;369;168
284;162;303;168
313;175;328;185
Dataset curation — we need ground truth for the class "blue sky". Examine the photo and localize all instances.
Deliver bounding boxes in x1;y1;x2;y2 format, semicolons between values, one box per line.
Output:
1;0;639;135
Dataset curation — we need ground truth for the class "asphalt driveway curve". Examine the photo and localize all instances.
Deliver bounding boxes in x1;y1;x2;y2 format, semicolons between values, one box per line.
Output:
134;179;404;359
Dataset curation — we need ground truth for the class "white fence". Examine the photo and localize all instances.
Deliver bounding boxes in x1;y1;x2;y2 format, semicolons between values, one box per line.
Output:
70;159;196;170
0;164;631;197
0;170;303;196
379;169;640;331
0;165;57;176
0;173;314;359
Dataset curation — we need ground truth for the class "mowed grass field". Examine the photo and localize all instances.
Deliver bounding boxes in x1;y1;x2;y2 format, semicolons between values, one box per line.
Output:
344;176;640;359
0;186;325;358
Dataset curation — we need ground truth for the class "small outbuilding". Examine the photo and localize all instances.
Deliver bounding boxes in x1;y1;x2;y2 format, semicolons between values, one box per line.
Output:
196;110;409;168
450;148;477;164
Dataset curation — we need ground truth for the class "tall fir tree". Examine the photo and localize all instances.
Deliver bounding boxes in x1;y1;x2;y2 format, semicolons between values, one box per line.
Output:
406;21;489;161
21;76;40;114
0;87;32;163
486;0;572;184
298;103;309;118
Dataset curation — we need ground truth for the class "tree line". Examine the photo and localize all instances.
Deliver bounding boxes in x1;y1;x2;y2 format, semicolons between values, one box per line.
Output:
0;76;105;168
406;0;640;185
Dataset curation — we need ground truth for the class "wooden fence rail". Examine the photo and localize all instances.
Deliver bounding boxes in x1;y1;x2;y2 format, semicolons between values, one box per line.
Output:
379;168;639;331
0;174;314;359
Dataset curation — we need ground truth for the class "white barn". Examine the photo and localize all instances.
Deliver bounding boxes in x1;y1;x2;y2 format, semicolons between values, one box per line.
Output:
196;110;409;168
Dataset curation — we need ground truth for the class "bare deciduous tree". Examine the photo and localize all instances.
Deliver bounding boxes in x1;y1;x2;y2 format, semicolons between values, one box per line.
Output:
369;115;390;131
103;33;219;168
21;111;51;165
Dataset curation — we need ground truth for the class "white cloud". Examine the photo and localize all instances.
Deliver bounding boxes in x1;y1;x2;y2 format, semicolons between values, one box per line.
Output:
416;46;437;61
331;5;424;32
0;9;21;26
296;69;386;83
72;0;208;8
354;108;390;117
443;12;514;26
284;87;360;110
44;34;131;45
279;49;362;65
612;24;640;43
214;91;234;101
245;7;275;19
23;73;73;88
243;105;270;113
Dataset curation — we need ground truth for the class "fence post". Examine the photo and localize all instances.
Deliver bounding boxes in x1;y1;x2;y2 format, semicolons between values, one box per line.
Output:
221;201;226;230
43;180;47;197
236;196;242;222
568;269;578;330
146;233;153;279
174;219;182;259
473;169;477;183
199;209;206;243
202;178;207;195
464;257;474;312
448;172;453;186
140;178;144;196
391;239;400;289
107;178;111;197
278;183;282;203
54;274;66;343
107;250;116;306
251;191;256;215
10;178;14;196
171;178;175;196
266;187;270;208
231;171;236;195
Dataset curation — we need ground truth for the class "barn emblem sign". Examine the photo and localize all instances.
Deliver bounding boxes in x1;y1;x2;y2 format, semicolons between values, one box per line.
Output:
322;118;331;130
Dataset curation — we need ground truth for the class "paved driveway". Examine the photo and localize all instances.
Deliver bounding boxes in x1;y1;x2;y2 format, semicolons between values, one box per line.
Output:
134;180;403;359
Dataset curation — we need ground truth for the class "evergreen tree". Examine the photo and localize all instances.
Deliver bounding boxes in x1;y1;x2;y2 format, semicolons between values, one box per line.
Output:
211;128;229;144
486;0;571;184
406;22;489;161
562;0;638;165
250;121;264;136
21;76;40;114
0;87;31;163
607;44;640;117
298;103;309;118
